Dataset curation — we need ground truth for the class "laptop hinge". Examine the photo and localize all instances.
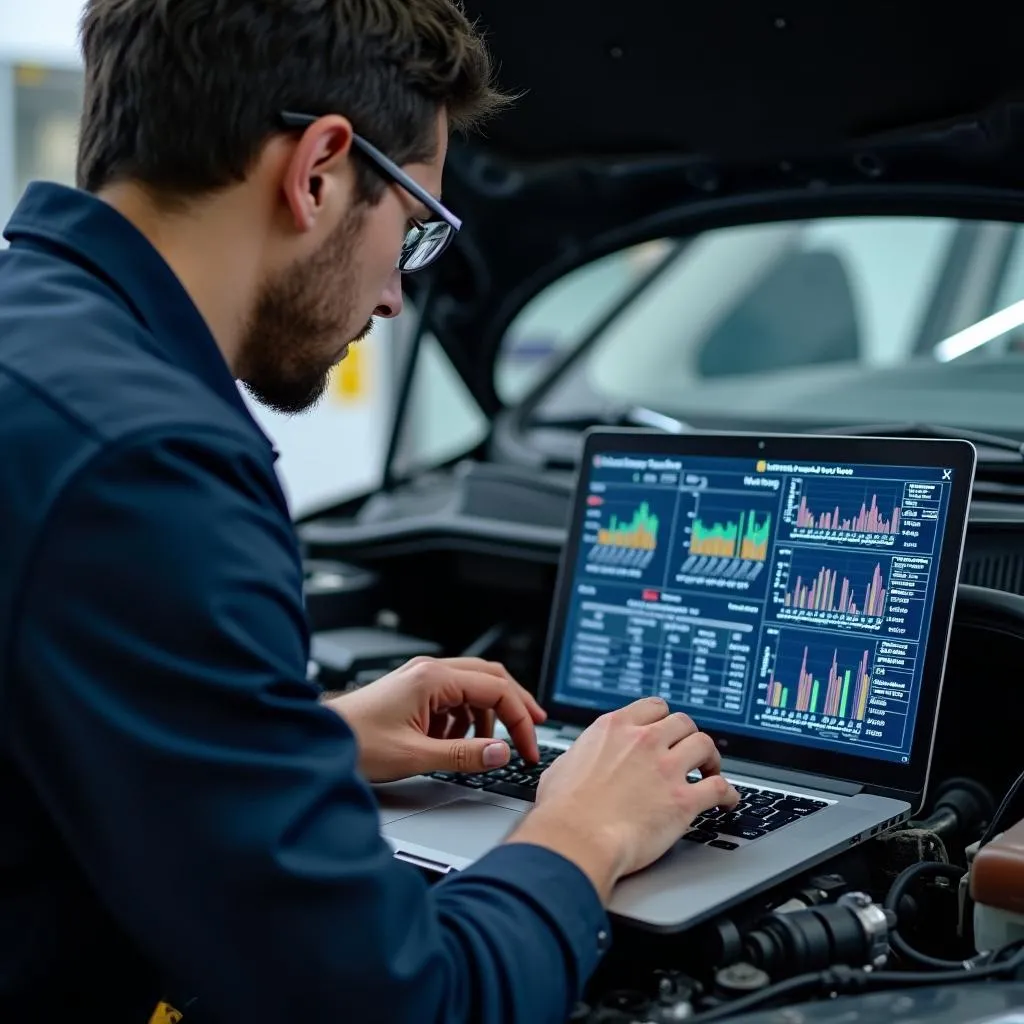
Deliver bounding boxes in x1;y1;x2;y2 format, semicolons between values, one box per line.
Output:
721;757;863;797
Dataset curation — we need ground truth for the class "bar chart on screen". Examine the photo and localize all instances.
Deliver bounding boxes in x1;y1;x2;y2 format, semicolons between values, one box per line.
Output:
755;626;918;753
581;489;675;584
765;643;872;720
770;547;891;632
769;546;930;639
781;476;941;553
675;493;778;596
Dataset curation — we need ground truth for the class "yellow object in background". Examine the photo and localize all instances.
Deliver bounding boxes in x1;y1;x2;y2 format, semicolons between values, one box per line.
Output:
15;64;49;87
149;1002;183;1023
331;343;368;402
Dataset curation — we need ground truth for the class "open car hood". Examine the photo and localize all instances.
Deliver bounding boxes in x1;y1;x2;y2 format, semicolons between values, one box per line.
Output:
411;2;1024;416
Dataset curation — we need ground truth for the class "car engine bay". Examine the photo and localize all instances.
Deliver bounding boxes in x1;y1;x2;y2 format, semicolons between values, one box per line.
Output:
298;454;1024;1022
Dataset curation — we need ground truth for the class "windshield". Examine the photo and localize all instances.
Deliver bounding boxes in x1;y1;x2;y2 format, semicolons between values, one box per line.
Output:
497;216;1024;434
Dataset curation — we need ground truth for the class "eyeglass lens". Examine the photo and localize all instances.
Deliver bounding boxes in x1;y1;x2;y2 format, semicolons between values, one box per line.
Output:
399;221;453;272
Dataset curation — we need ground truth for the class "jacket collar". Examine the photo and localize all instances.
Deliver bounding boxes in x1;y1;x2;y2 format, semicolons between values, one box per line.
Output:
4;181;277;455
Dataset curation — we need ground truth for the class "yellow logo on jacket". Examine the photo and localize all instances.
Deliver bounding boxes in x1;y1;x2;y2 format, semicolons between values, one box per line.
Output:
149;1002;183;1023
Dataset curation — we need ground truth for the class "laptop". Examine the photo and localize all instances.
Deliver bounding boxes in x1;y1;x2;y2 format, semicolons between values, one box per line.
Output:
376;429;976;931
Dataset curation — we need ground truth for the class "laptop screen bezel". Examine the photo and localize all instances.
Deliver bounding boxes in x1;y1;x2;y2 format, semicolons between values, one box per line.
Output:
537;429;976;801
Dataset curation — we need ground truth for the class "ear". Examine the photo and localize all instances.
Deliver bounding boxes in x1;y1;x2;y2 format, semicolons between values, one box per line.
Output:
280;114;356;233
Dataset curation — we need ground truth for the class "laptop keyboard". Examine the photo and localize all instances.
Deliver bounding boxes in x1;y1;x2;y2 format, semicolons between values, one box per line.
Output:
427;745;830;849
428;745;562;799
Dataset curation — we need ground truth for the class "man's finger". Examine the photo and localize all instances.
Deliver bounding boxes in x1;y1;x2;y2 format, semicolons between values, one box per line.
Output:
688;774;740;812
421;737;512;774
616;696;672;726
670;731;725;781
437;668;540;763
653;711;698;748
428;658;546;724
518;685;546;725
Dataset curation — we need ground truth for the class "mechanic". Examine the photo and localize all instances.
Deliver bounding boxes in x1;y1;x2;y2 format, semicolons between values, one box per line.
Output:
0;2;739;1021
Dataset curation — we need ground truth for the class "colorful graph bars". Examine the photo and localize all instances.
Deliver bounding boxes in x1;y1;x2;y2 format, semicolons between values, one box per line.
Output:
795;493;900;535
784;562;887;619
596;502;659;550
768;646;871;720
690;510;771;561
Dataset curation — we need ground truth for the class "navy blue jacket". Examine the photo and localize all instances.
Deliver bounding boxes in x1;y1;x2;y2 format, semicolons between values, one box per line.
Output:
0;183;609;1022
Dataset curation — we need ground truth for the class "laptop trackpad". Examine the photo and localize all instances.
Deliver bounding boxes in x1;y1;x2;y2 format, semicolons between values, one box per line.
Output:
374;778;466;825
383;799;525;861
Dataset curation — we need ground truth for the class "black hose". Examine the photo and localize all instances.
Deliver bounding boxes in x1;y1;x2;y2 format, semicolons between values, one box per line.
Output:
688;945;1024;1022
883;861;973;970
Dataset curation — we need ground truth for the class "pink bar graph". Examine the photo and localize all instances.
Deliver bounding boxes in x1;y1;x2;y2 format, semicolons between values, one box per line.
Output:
783;562;886;618
795;493;900;535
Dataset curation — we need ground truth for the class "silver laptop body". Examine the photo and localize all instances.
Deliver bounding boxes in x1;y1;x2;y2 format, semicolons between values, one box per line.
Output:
376;430;976;932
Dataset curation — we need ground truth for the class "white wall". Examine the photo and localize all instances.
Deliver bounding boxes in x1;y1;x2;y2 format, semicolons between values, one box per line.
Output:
244;333;393;518
0;0;85;64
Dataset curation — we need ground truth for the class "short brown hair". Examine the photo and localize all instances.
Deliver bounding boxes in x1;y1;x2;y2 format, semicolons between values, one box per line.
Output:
76;0;508;203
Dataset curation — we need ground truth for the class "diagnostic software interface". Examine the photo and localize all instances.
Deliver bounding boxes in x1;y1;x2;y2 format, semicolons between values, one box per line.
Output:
551;451;956;764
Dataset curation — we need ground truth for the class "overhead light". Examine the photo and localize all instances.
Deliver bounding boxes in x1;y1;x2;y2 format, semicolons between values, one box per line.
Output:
628;406;689;433
934;299;1024;362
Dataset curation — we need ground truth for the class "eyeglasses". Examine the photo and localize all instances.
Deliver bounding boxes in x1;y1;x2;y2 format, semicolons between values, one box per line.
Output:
280;111;461;273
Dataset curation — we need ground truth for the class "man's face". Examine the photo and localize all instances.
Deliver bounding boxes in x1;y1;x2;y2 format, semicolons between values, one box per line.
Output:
239;114;448;414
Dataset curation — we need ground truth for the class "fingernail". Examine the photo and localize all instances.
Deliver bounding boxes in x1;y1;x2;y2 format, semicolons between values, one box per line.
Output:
483;742;509;768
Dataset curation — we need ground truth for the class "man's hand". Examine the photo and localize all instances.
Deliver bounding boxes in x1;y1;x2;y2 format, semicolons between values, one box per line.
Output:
508;697;739;902
325;657;546;783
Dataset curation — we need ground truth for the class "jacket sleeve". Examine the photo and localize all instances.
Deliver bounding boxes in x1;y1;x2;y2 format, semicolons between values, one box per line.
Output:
7;429;609;1024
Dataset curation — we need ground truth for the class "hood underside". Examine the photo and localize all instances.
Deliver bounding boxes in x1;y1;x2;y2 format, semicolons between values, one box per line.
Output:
414;2;1024;413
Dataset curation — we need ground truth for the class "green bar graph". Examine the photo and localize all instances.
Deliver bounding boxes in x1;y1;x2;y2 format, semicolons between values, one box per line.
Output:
743;511;773;556
607;502;659;541
839;670;851;718
690;510;772;561
690;517;739;552
810;679;820;714
781;687;788;708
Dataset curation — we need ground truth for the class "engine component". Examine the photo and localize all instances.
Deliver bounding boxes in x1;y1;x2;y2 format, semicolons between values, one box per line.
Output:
585;976;701;1023
589;988;654;1022
911;778;995;840
971;814;1024;955
884;861;975;969
646;971;701;1021
770;873;848;914
688;982;1024;1023
743;892;893;976
714;963;770;998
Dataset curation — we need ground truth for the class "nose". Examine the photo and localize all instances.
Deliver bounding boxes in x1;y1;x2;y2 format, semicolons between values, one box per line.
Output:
374;269;404;319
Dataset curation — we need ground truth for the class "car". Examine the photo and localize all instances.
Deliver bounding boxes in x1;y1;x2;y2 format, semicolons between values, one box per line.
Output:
299;5;1024;1019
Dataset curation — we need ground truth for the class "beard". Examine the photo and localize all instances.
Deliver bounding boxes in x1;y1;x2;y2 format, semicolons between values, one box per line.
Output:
238;205;375;415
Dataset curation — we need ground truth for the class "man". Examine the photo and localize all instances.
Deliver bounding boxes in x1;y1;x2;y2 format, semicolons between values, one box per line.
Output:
0;2;738;1021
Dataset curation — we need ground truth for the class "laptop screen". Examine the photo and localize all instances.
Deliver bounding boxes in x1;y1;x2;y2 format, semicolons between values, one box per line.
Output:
548;441;968;772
